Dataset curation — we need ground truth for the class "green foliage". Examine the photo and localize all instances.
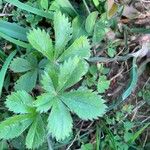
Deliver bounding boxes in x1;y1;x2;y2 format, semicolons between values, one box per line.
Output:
1;53;107;143
107;40;120;58
0;0;148;149
0;20;28;41
0;114;33;139
50;0;77;17
28;29;54;60
138;85;150;105
61;89;107;120
81;143;94;150
5;0;53;20
0;51;16;97
72;16;88;40
97;75;110;93
47;99;73;140
5;91;34;114
0;91;46;149
99;104;145;150
28;12;90;62
26;115;45;149
0;10;107;149
10;54;45;92
40;0;48;10
34;57;107;140
59;36;90;61
85;11;98;34
57;57;88;91
0;140;8;150
54;11;72;57
92;17;109;44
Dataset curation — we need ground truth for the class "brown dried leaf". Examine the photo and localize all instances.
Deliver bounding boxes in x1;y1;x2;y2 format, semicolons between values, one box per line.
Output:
122;5;139;19
107;0;118;18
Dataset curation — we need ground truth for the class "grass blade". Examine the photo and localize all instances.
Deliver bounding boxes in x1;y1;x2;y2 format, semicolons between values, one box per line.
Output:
99;121;117;150
128;123;150;144
130;28;150;34
0;32;32;49
0;20;28;42
5;0;53;20
122;58;138;100
0;49;7;61
0;51;16;97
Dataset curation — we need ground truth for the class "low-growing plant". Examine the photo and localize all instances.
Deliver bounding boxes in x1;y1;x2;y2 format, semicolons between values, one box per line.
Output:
10;54;46;92
0;11;107;149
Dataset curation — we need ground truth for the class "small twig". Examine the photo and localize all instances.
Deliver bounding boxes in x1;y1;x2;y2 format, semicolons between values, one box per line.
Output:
88;54;133;63
2;3;9;13
131;101;146;121
141;116;150;123
80;121;94;131
143;130;148;148
66;132;80;150
143;77;150;90
0;13;12;16
110;69;124;81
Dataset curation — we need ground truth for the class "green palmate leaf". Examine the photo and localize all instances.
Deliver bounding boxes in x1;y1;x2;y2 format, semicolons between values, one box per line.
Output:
58;36;91;62
40;0;48;10
34;93;55;113
47;100;73;141
38;58;48;69
97;75;110;93
0;51;16;97
54;12;72;58
10;57;35;73
57;57;89;91
0;114;33;139
44;63;59;89
28;28;54;60
55;0;77;17
85;11;98;34
41;72;56;93
26;115;45;149
72;17;87;40
5;91;35;114
61;89;107;120
15;70;38;92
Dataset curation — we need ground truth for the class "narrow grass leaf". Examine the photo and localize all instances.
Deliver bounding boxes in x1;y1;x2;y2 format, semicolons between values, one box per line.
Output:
0;32;32;49
128;123;150;144
0;51;16;97
122;58;138;100
5;0;53;20
0;49;7;60
0;20;28;41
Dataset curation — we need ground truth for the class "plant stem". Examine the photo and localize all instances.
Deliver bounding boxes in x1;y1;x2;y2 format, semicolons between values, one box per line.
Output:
82;0;90;14
47;135;53;150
